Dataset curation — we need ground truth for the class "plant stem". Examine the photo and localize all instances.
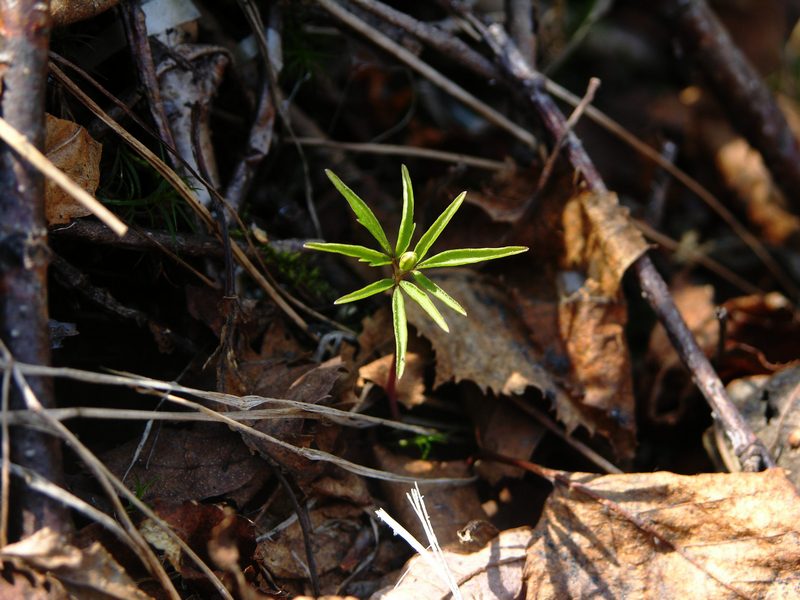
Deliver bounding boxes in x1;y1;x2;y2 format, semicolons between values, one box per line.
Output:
386;353;399;420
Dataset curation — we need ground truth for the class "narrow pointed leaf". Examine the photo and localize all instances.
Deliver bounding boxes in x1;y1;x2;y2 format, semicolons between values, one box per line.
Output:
392;287;407;379
412;191;467;261
334;278;394;304
417;246;528;269
399;280;449;333
304;242;391;266
326;169;392;254
412;271;467;315
395;164;415;255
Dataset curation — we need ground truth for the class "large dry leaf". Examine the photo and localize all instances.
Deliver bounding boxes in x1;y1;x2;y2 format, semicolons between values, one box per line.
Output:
525;469;800;599
103;423;269;507
510;190;645;457
44;114;102;226
1;528;152;600
404;270;570;406
370;526;533;599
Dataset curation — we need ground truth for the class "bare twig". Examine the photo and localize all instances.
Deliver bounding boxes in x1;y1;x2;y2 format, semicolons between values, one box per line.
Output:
50;63;317;339
317;0;537;148
224;80;276;212
633;220;763;296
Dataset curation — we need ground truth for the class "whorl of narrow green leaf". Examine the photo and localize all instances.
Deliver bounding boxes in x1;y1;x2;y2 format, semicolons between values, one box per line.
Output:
334;278;394;304
303;242;391;266
412;271;466;316
396;164;415;255
392;287;407;379
399;280;449;333
325;169;392;254
413;191;467;261
417;246;528;269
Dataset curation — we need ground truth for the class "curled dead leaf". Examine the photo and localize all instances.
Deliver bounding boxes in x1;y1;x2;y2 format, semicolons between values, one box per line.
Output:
44;114;102;226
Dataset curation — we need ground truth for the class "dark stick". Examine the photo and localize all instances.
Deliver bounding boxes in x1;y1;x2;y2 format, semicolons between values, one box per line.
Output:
120;0;178;162
224;80;276;214
0;0;69;537
505;0;536;68
50;219;310;257
466;10;774;471
262;455;321;597
656;0;800;209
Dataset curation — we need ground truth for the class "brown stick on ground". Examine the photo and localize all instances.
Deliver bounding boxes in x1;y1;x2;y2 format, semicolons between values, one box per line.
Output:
465;11;774;471
657;0;800;206
0;0;69;538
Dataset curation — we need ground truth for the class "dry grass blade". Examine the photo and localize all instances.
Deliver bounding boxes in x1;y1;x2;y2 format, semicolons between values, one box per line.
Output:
0;116;127;236
3;355;235;600
293;137;509;171
0;360;469;485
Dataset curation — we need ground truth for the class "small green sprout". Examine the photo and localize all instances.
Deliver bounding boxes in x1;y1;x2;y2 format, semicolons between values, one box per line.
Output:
305;165;527;379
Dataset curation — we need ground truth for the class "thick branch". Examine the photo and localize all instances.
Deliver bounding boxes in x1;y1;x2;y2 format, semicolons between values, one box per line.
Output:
0;0;68;536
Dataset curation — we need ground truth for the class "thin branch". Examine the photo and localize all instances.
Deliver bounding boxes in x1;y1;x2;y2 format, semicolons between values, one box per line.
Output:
317;0;537;148
460;7;774;471
292;136;509;171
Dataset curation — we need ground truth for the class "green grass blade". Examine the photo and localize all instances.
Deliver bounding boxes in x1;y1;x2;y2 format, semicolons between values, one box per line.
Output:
392;287;407;379
334;278;394;304
399;280;449;333
412;271;466;315
417;246;528;269
412;191;466;261
326;169;392;254
304;242;390;265
395;164;415;255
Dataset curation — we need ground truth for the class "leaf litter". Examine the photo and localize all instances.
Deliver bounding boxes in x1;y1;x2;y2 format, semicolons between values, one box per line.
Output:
9;1;800;599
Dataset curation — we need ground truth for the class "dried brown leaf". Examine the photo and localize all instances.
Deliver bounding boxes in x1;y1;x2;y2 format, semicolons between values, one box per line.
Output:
103;423;269;506
404;270;565;396
1;528;152;600
44;114;102;226
360;352;427;409
562;191;648;296
525;469;800;599
256;503;365;580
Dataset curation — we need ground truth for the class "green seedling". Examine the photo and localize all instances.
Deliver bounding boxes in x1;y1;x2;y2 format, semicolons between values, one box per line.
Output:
397;432;450;460
305;165;527;380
